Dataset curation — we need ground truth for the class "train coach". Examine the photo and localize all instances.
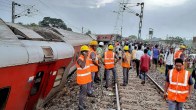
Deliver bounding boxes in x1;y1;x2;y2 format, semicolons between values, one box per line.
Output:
0;18;95;110
49;27;96;75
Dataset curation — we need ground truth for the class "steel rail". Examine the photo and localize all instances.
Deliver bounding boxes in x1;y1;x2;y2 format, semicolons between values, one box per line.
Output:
146;74;164;93
115;83;121;110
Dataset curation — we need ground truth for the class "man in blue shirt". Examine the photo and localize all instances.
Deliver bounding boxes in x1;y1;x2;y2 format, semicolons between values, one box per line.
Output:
152;45;159;71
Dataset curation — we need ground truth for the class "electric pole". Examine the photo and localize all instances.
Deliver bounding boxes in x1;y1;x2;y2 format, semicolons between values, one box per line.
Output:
82;27;84;33
12;1;15;23
138;2;144;40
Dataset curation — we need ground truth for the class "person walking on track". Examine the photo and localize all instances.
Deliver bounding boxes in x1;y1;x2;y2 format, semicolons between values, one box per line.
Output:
135;45;144;77
164;47;174;77
131;46;137;71
121;46;132;86
103;45;119;89
95;42;104;83
87;40;100;97
152;44;159;72
76;45;92;110
174;45;186;61
140;49;150;85
164;58;193;110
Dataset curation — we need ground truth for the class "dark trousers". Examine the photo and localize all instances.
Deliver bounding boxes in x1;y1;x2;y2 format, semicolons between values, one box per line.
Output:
79;84;87;108
165;65;173;76
123;67;129;84
135;60;140;76
105;68;117;88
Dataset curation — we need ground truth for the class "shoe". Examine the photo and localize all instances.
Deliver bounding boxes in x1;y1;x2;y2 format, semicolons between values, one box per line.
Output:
141;81;145;85
104;85;108;89
120;84;126;86
87;93;95;97
94;80;99;84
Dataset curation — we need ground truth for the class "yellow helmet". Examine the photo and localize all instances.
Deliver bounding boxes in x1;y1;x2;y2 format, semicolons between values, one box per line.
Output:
108;45;114;50
89;40;98;45
180;45;186;49
80;45;89;51
123;46;129;51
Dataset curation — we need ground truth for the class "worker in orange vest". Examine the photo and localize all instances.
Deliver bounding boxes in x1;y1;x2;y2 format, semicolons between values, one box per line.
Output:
87;40;100;96
164;58;193;110
103;45;119;89
174;45;186;61
76;45;92;110
121;46;132;86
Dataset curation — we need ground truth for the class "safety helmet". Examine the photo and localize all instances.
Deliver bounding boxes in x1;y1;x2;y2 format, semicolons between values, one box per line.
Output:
180;45;186;49
108;45;114;50
89;40;98;46
99;42;104;46
123;46;129;51
80;45;89;51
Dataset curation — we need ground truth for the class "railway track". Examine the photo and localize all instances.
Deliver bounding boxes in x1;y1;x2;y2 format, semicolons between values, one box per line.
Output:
117;68;167;110
44;64;195;110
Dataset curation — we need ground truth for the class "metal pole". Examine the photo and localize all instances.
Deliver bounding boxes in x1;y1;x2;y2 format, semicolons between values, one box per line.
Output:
82;27;84;33
138;2;144;40
12;1;15;23
121;27;122;37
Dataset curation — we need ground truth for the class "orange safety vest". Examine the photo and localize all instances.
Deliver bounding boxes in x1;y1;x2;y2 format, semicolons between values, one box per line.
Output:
104;50;115;69
167;69;191;102
88;47;99;72
122;52;131;68
76;55;92;85
174;50;182;60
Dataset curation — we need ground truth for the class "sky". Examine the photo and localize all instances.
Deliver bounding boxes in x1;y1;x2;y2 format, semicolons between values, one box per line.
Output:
0;0;195;40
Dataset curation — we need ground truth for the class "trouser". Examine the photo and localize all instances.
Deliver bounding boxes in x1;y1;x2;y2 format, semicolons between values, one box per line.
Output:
123;67;129;85
135;60;140;76
168;100;183;110
105;68;117;88
165;65;173;76
140;71;146;81
95;72;99;80
79;84;87;108
87;72;95;94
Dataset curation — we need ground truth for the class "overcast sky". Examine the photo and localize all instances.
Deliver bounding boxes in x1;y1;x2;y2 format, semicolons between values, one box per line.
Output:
0;0;195;39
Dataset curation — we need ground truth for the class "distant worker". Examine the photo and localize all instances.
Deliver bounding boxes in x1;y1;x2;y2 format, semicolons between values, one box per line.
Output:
135;45;144;76
121;46;132;86
140;49;151;85
131;46;137;70
164;47;174;77
104;45;119;89
164;58;193;110
76;45;92;110
95;42;104;83
87;40;100;96
174;45;186;61
152;44;160;71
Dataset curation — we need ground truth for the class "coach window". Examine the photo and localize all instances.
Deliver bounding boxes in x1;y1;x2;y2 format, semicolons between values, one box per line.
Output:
0;87;11;110
30;71;44;95
53;67;65;87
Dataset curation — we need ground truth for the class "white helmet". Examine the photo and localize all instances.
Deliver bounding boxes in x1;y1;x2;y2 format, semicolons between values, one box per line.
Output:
99;42;104;46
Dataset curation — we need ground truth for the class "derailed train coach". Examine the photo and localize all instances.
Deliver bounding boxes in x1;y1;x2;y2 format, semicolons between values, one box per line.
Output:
0;18;95;110
49;27;96;74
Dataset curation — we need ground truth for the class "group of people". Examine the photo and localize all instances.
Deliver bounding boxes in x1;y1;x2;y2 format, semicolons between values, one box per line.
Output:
76;40;196;110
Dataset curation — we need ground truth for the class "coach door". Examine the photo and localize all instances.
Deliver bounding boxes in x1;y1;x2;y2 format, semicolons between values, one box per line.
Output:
25;64;50;110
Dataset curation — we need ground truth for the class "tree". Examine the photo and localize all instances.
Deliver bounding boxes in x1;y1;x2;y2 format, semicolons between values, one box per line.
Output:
39;17;72;31
165;36;184;45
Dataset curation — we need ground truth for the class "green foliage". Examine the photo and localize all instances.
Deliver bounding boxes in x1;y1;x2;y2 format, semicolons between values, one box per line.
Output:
39;17;72;31
165;36;184;45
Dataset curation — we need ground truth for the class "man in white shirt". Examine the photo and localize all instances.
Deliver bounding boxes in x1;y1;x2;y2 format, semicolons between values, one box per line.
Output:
135;45;144;76
164;47;174;77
